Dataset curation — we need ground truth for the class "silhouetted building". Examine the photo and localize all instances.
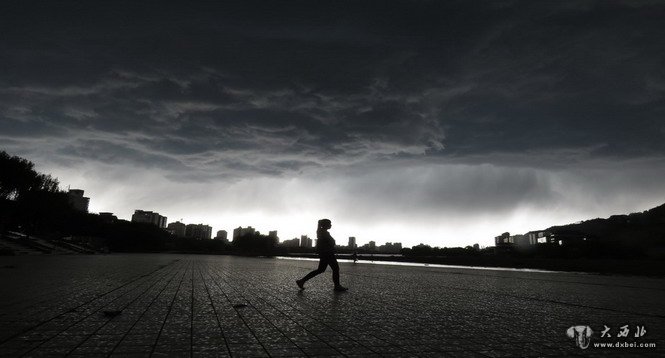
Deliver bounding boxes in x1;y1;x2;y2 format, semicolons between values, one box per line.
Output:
378;242;402;253
494;232;513;253
360;240;378;251
167;221;186;237
550;230;589;246
186;224;212;240
67;189;90;212
233;226;256;239
348;236;356;249
473;243;480;251
526;230;552;244
300;235;312;248
495;232;511;245
495;231;544;253
511;234;527;246
215;230;228;242
98;212;117;223
132;210;167;228
281;238;300;248
268;230;278;240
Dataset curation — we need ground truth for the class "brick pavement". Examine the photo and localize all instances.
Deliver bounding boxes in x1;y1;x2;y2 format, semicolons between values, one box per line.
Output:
0;254;663;357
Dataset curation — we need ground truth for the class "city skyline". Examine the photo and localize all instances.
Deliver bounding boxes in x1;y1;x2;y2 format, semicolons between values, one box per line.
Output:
2;1;664;247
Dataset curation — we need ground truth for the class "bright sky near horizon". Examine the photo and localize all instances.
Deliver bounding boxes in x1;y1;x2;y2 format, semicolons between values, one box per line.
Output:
2;1;665;248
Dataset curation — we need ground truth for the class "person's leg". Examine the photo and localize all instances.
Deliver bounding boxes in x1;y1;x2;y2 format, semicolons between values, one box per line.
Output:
328;255;346;291
298;256;328;287
329;256;340;286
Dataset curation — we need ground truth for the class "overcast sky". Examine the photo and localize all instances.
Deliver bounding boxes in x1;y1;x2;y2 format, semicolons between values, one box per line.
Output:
2;1;664;247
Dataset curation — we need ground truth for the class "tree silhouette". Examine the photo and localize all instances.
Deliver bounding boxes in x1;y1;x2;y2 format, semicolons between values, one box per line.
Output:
232;232;279;255
0;151;59;200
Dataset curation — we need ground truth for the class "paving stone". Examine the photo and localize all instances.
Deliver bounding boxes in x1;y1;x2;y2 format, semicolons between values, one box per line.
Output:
0;254;663;357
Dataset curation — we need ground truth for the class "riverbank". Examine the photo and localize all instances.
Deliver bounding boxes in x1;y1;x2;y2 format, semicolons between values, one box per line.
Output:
285;253;665;276
4;231;662;277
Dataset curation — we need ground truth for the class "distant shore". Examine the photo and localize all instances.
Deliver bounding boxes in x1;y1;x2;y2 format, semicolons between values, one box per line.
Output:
3;247;663;276
283;253;665;277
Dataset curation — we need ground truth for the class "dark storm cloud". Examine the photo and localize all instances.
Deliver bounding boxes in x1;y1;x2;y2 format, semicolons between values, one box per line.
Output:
324;164;558;219
1;0;664;179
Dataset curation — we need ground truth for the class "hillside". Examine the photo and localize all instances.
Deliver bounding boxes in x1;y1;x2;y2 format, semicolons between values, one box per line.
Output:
547;203;665;249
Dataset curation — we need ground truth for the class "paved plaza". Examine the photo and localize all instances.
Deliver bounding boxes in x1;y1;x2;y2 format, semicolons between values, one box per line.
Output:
0;254;663;357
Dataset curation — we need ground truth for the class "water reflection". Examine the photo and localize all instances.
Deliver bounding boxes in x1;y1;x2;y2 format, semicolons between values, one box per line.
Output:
277;256;575;274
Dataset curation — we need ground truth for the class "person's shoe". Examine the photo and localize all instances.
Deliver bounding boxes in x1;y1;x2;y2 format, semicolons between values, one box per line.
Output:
296;279;305;290
334;286;348;292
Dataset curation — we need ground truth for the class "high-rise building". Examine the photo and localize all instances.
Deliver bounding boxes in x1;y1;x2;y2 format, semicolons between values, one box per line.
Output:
233;226;256;239
368;241;376;250
348;236;356;249
98;212;117;223
67;189;90;212
268;230;278;239
185;224;212;240
215;230;228;242
185;224;196;238
300;235;313;248
167;221;186;237
132;210;167;228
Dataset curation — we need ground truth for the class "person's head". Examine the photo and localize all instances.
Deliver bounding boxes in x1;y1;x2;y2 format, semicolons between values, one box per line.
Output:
317;218;332;231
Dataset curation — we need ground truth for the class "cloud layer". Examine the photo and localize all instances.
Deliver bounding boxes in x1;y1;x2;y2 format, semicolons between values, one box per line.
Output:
2;1;664;245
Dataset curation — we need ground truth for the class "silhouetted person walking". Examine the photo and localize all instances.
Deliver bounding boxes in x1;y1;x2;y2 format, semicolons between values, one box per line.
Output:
296;219;348;292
